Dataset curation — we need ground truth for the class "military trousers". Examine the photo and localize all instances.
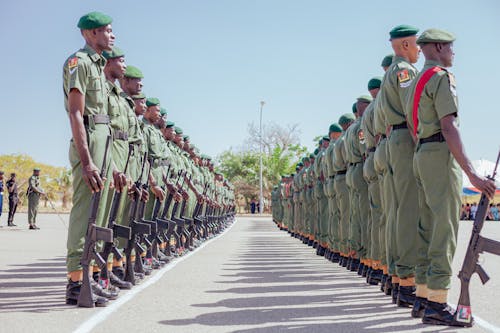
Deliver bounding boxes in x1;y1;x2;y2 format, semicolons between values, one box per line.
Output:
388;128;419;278
350;163;370;258
326;178;340;251
317;190;329;245
67;124;112;272
413;141;461;290
8;197;18;223
373;138;390;266
28;194;40;225
334;174;350;254
364;150;383;262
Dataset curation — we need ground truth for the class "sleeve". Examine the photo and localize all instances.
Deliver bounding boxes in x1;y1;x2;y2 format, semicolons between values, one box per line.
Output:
65;56;88;95
434;73;459;120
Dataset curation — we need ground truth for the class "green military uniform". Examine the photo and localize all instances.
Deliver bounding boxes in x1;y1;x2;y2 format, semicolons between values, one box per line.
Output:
314;145;329;248
292;165;302;236
64;42;113;273
334;114;355;257
408;30;462;293
323;131;340;253
344;99;371;260
361;78;383;268
27;171;43;228
379;26;420;280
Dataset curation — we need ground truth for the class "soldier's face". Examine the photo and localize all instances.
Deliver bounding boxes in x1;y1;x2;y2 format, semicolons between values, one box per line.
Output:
107;56;126;79
134;98;146;116
440;43;455;67
94;24;115;51
406;36;420;64
125;78;143;95
147;106;161;122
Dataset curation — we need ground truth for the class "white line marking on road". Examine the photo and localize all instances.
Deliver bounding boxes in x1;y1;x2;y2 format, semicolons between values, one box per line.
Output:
449;303;500;333
73;220;238;333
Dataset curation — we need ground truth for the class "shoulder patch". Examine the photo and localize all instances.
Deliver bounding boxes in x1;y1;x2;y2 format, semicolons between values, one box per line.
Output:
358;130;365;144
68;57;78;69
397;69;410;83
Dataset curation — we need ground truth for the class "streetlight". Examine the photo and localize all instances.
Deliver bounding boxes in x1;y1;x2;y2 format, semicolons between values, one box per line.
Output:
259;101;265;215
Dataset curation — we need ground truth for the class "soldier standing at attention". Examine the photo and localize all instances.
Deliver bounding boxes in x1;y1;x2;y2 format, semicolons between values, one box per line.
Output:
378;24;420;307
334;113;356;266
6;173;19;227
27;168;44;230
407;29;496;325
0;171;3;225
361;77;383;285
63;12;120;307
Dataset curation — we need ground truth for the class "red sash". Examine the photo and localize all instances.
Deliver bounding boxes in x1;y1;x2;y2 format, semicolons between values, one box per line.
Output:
412;66;443;136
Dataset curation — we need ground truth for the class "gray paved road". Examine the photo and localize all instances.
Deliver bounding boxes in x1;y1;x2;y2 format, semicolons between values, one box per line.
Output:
0;214;499;332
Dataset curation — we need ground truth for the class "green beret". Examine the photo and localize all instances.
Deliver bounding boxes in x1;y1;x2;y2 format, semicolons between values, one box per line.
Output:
146;97;160;107
124;65;144;79
165;120;175;128
417;28;456;45
357;95;373;103
160;107;168;116
352;102;358;113
381;54;394;67
310;153;316;158
322;135;330;141
389;24;419;39
77;12;112;30
131;93;145;100
174;126;183;134
33;167;41;171
318;138;323;145
183;135;190;141
339;113;356;126
329;123;342;133
302;156;310;162
368;77;383;90
102;46;124;60
297;162;304;167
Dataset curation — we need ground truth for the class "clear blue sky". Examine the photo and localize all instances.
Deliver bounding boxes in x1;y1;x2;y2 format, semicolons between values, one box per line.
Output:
0;0;499;168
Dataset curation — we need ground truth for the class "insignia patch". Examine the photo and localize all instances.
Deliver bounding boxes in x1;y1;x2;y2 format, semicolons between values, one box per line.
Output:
397;69;410;83
358;130;365;144
68;57;78;69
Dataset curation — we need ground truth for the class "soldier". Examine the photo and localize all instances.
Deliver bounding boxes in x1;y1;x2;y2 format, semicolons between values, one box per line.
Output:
64;12;117;306
314;138;330;256
27;168;45;230
373;54;394;296
361;77;384;285
324;124;343;262
334;113;356;266
378;24;421;307
407;29;495;325
6;173;19;227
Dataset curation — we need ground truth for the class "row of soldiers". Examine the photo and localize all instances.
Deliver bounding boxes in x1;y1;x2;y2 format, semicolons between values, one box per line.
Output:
63;12;235;307
272;25;496;328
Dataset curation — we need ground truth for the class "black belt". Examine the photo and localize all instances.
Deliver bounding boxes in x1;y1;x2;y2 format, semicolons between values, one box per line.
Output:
419;132;445;145
349;162;361;166
336;170;347;175
113;130;128;141
392;122;408;130
367;147;376;153
83;114;110;126
381;134;387;139
329;175;335;179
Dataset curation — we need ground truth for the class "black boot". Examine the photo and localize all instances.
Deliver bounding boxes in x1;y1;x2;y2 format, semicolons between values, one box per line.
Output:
331;252;340;263
397;285;415;307
392;283;399;304
412;297;427;318
91;280;119;300
313;241;318;249
368;269;383;286
110;271;133;290
66;279;108;307
362;265;369;278
357;263;365;276
350;259;360;272
423;301;473;327
308;239;314;247
341;256;348;267
384;276;392;295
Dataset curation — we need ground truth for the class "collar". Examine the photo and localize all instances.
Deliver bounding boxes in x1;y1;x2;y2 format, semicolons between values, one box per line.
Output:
423;59;444;68
82;44;106;65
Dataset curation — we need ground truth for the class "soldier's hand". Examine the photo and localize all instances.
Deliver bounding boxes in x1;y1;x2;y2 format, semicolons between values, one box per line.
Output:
470;174;496;199
141;188;150;202
112;170;128;193
181;190;189;200
82;162;104;193
174;193;182;202
152;185;166;201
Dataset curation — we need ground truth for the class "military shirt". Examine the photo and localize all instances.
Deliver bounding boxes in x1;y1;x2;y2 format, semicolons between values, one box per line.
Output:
333;133;348;172
343;118;363;163
28;175;42;195
324;139;337;177
63;44;108;116
361;99;378;149
373;96;386;136
406;60;459;139
379;56;418;126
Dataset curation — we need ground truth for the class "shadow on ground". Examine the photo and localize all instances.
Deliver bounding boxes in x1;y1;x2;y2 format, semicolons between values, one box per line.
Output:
0;257;68;313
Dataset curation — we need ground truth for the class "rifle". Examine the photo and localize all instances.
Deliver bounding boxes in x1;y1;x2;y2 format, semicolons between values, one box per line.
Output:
170;171;187;251
78;136;114;308
98;146;133;289
123;153;152;285
193;182;210;239
454;150;500;326
179;173;194;248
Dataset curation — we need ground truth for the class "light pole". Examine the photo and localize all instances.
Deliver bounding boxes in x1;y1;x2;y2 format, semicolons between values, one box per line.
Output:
259;101;265;215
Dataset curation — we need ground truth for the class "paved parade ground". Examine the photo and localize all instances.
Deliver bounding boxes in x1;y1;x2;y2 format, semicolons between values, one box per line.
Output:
0;214;499;333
